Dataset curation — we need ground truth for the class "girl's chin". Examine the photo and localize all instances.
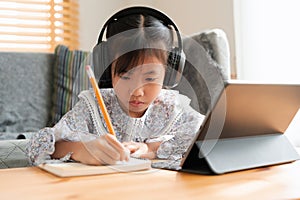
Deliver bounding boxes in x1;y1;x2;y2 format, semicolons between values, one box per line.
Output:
128;107;147;118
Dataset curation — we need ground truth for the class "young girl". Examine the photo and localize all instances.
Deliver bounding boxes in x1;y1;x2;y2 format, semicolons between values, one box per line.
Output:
27;7;204;166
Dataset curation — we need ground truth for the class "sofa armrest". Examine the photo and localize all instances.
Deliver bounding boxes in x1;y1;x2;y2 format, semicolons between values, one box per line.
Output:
176;29;230;115
188;28;231;80
0;139;31;168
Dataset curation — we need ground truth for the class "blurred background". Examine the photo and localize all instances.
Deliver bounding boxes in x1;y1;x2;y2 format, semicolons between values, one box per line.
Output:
1;0;299;82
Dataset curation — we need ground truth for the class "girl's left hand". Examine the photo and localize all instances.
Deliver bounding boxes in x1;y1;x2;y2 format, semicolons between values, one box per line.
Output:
122;141;157;159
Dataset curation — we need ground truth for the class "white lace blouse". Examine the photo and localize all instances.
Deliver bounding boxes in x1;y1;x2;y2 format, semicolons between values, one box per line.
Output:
27;89;204;165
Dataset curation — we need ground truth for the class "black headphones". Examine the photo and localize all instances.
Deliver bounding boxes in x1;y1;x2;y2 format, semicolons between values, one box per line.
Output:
93;6;186;88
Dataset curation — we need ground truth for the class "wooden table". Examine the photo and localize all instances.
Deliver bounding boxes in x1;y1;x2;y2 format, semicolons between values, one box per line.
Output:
0;159;300;200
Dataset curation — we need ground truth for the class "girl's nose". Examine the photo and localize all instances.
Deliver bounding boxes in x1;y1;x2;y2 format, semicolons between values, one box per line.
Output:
131;86;144;97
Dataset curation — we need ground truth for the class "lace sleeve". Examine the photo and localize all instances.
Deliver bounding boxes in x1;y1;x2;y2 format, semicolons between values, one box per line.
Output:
156;111;204;160
26;127;55;165
26;98;96;165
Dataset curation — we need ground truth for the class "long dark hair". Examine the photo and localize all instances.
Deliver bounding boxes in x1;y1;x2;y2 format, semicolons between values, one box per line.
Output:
98;14;173;88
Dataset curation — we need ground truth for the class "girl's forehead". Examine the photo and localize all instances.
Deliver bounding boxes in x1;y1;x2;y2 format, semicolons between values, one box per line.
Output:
126;63;165;74
134;55;164;66
135;55;164;65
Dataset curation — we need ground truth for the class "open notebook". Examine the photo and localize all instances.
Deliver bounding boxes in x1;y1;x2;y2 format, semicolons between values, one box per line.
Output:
38;157;151;177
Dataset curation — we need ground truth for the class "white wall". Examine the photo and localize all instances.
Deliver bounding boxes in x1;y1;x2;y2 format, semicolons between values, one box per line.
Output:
78;0;236;72
78;0;122;50
78;0;154;51
151;0;234;38
234;0;300;83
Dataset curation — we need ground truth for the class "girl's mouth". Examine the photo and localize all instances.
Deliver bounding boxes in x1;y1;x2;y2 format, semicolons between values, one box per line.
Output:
129;100;144;107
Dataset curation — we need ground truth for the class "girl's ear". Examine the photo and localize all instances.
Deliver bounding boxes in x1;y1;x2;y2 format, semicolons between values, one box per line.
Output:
111;62;116;76
111;62;116;88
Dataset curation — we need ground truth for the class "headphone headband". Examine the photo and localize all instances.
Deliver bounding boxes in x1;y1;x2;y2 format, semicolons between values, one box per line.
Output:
97;6;182;50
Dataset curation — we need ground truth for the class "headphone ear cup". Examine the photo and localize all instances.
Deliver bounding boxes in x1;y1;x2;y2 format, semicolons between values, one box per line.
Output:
93;42;113;88
93;41;108;78
164;48;186;88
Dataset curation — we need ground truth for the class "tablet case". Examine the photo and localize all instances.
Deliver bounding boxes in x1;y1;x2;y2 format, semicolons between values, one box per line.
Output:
181;134;300;174
181;82;300;174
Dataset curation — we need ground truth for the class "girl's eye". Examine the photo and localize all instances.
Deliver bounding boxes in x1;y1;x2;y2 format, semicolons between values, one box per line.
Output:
145;77;157;82
119;75;130;80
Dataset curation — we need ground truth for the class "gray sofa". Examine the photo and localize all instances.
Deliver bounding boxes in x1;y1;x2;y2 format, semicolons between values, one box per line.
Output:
0;29;230;168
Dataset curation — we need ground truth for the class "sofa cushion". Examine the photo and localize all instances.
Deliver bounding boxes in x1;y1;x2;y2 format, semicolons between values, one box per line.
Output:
50;45;90;125
0;52;54;136
0;139;31;168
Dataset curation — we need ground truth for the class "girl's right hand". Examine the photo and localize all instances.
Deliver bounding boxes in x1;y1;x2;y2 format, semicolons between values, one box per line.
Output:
72;134;130;165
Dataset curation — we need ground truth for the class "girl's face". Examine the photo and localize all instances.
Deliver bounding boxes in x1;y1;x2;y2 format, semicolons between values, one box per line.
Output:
112;56;165;118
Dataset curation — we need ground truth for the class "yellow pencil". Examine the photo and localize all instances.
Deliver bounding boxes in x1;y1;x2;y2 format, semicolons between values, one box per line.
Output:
85;65;116;136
